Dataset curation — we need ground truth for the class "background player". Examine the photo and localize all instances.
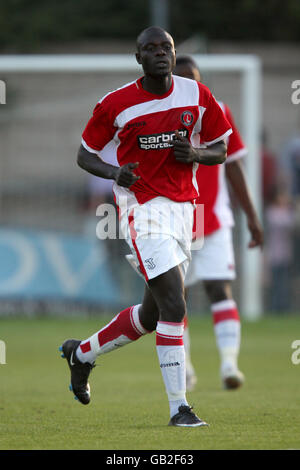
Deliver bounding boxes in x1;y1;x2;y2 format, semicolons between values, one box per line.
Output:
173;55;264;391
59;28;232;427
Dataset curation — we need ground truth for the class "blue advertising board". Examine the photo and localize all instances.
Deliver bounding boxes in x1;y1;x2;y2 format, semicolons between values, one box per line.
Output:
0;229;120;307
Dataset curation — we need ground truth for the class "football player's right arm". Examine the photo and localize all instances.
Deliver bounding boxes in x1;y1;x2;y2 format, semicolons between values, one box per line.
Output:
77;144;140;188
225;158;264;248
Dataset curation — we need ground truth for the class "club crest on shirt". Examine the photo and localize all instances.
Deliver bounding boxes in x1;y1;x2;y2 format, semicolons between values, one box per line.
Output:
180;110;194;127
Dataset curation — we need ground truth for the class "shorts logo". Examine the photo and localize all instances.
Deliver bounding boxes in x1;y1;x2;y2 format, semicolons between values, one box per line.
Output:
180;111;194;127
137;129;188;150
144;258;156;270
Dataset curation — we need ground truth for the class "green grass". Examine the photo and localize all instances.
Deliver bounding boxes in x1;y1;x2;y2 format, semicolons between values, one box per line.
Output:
0;314;299;450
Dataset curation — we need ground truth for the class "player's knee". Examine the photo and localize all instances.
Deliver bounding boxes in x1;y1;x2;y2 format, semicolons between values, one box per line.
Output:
203;280;231;303
159;295;186;323
139;305;158;332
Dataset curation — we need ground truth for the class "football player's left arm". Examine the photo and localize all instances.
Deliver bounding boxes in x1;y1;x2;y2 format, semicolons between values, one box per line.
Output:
173;131;227;165
225;158;264;248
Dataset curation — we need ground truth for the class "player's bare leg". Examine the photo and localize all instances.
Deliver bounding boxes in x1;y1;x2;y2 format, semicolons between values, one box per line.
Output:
138;284;159;332
203;279;244;389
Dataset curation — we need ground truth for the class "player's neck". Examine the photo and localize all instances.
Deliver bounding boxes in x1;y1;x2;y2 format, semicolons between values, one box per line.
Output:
141;74;172;95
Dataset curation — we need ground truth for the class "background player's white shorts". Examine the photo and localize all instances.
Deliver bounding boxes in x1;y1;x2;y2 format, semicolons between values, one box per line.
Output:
118;195;194;282
184;226;236;287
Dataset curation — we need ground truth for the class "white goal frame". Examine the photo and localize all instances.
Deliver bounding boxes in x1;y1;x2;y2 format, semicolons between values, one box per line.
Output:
0;53;262;319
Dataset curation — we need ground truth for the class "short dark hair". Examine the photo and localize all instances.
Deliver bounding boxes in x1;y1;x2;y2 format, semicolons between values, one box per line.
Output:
136;26;173;52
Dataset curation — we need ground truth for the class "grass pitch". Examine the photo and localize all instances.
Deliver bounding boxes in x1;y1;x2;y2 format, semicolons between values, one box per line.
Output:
0;314;299;450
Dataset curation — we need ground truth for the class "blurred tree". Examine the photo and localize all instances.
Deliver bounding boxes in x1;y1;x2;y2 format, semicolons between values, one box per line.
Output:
0;0;148;51
171;0;300;42
0;0;300;52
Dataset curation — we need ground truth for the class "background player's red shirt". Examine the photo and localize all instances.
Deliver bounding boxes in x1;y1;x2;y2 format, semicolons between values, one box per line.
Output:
194;102;247;237
82;75;232;205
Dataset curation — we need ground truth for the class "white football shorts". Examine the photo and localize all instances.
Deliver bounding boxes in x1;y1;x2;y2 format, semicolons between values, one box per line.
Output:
118;195;194;282
184;226;236;287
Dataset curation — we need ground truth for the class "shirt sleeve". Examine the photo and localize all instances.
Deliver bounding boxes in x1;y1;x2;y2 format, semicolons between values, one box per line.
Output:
223;103;248;163
199;86;232;146
81;100;117;156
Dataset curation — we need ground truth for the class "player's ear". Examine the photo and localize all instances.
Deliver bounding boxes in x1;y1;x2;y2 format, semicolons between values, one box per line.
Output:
136;52;141;65
172;50;177;72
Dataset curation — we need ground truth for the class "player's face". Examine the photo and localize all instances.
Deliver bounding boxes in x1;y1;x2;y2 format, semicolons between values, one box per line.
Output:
173;63;201;82
136;31;176;78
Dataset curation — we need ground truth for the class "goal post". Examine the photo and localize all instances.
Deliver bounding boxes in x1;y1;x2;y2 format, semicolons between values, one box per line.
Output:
0;53;263;319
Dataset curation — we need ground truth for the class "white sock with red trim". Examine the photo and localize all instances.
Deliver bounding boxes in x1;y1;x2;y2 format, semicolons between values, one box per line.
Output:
156;321;189;418
76;304;148;364
211;299;241;374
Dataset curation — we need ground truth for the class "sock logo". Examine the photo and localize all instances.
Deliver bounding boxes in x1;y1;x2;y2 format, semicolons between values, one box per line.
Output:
160;361;180;368
70;351;75;366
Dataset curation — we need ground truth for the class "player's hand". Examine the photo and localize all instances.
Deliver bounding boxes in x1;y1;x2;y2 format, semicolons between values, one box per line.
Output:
247;216;264;249
114;162;140;188
173;130;197;164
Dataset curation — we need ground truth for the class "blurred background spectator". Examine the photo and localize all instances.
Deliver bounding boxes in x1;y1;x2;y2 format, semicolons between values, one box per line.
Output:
265;187;295;312
279;117;300;201
278;116;300;282
261;128;279;209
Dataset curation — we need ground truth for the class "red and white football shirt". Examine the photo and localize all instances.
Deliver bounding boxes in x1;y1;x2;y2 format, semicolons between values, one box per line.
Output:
195;101;247;236
81;75;232;205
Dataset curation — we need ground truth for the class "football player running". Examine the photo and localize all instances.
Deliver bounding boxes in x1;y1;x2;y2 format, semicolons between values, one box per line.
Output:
60;28;232;427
